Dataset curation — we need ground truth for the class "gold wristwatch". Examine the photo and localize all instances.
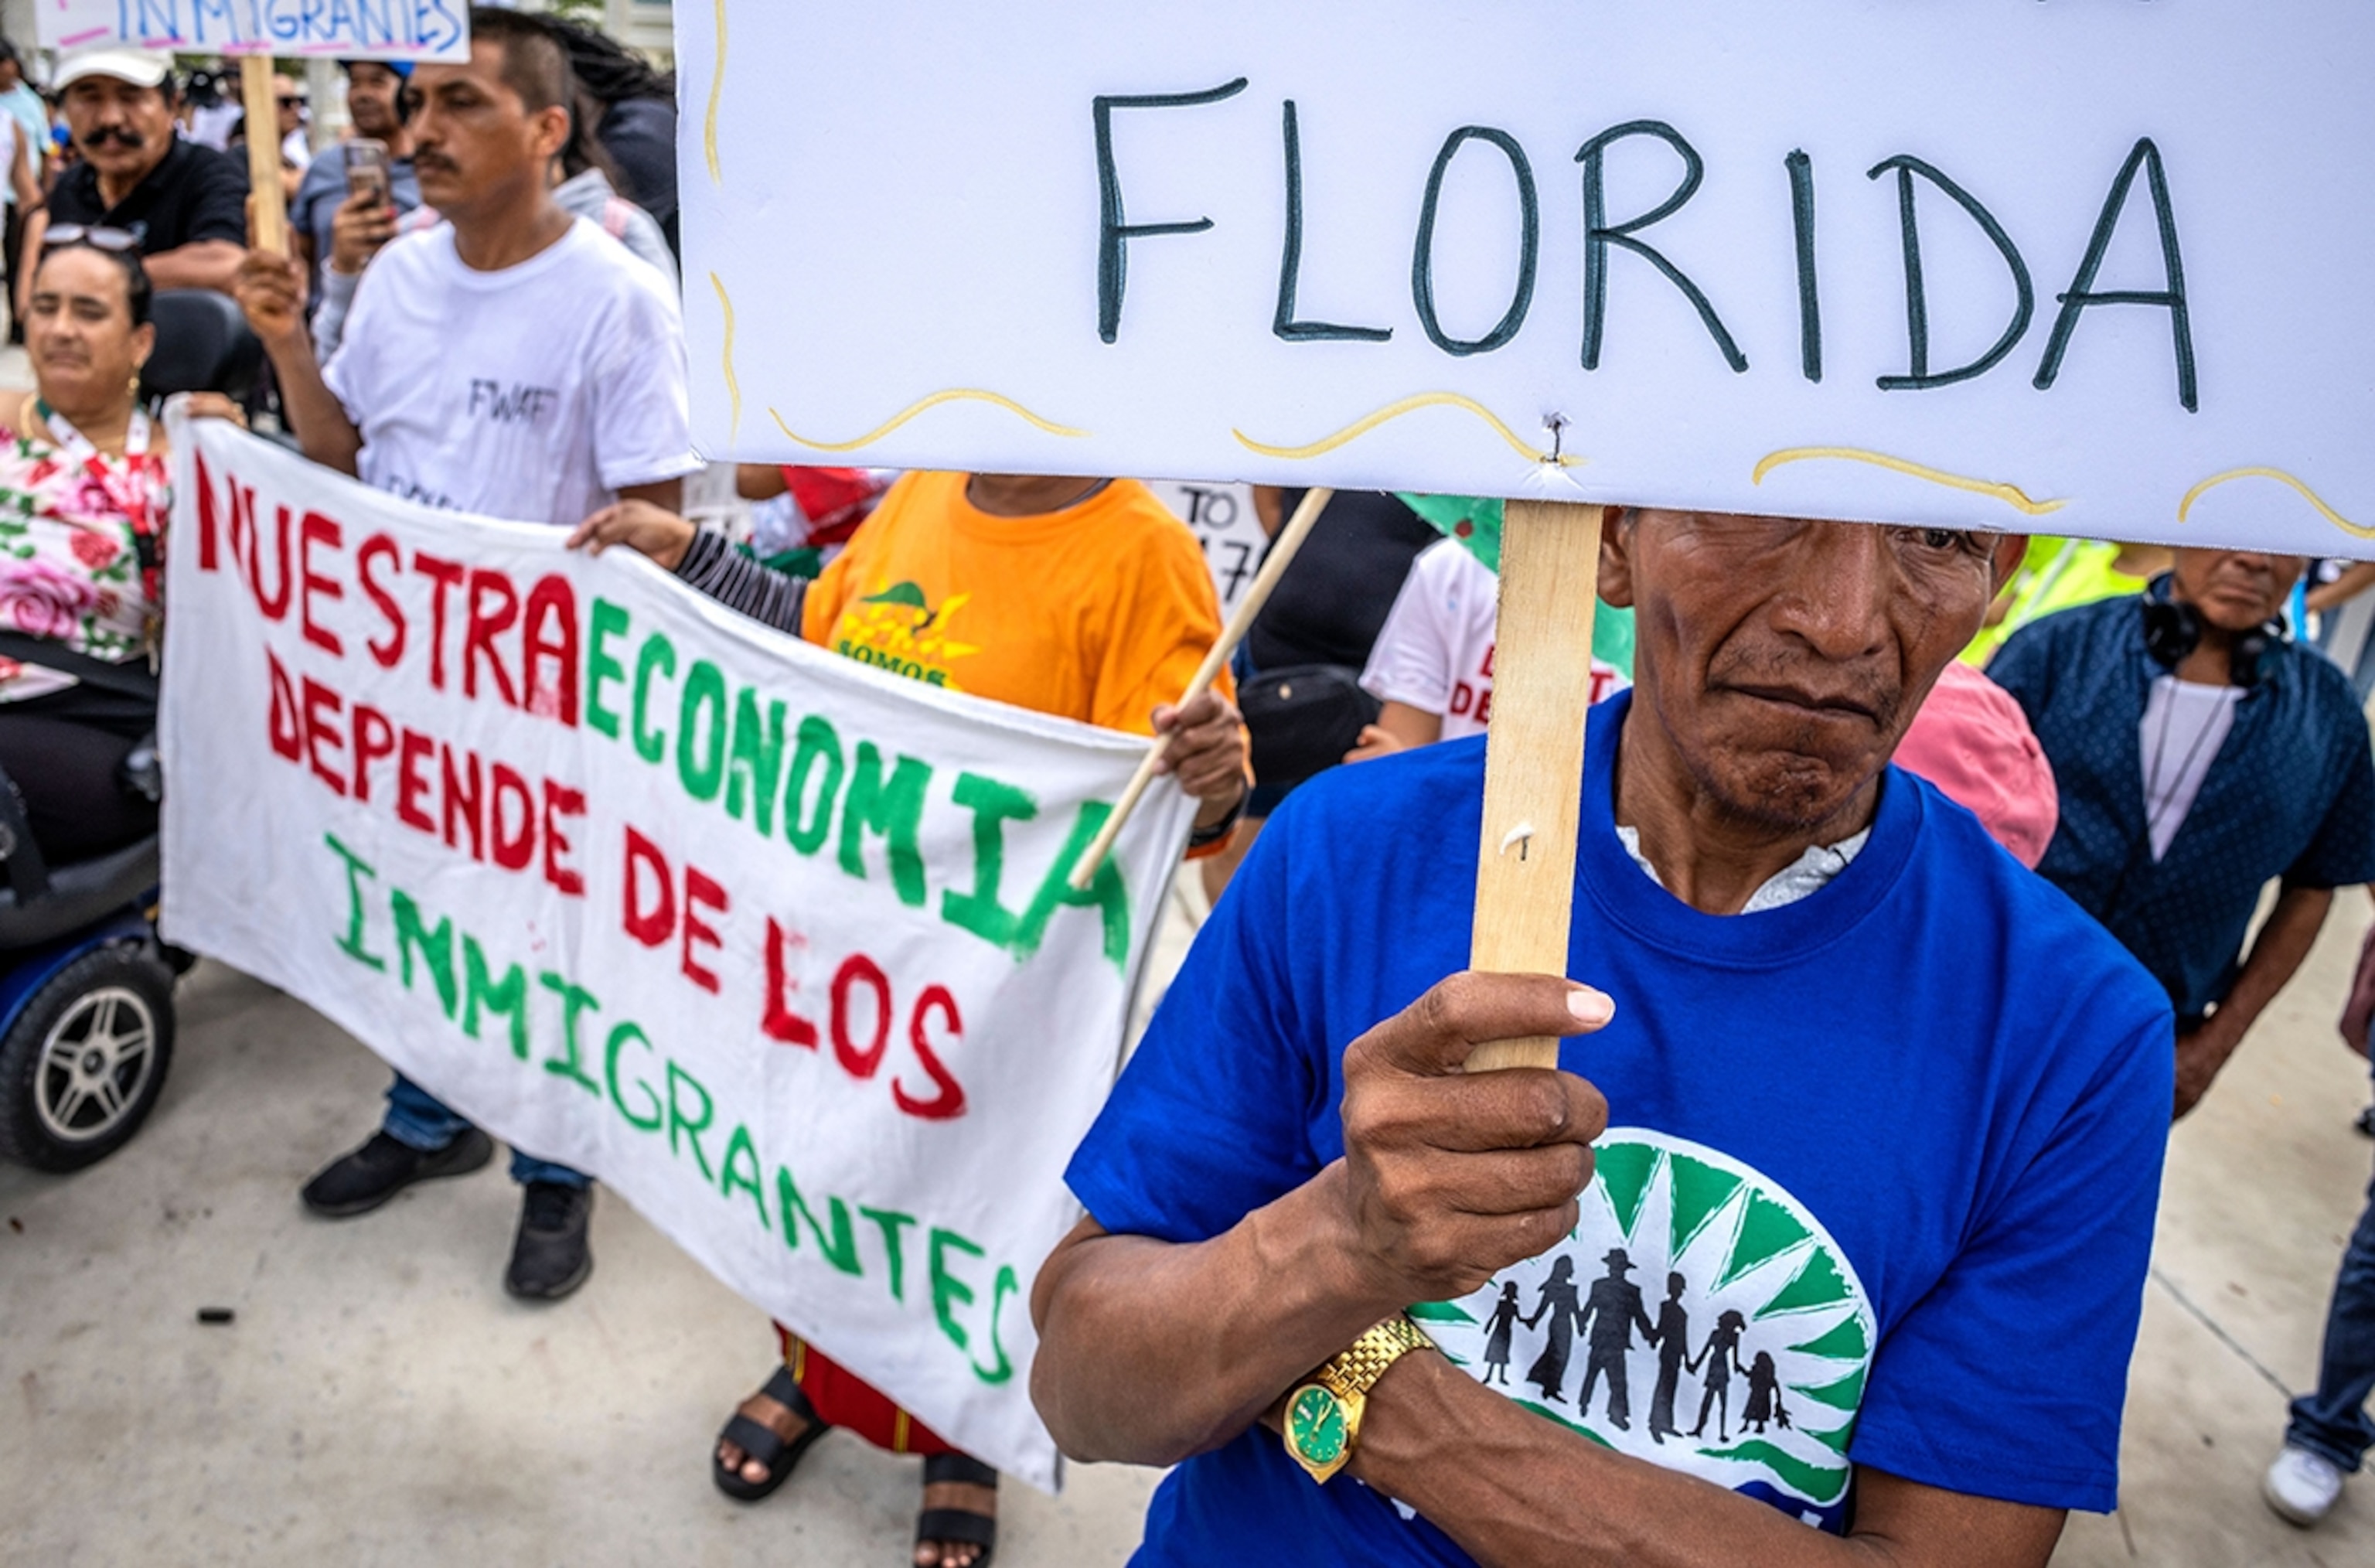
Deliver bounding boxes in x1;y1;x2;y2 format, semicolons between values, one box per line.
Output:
1282;1314;1436;1484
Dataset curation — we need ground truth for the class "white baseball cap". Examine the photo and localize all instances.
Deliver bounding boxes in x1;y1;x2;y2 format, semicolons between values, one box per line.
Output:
55;48;172;92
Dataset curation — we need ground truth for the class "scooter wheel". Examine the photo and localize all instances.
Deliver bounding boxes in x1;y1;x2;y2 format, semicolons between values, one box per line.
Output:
0;943;176;1171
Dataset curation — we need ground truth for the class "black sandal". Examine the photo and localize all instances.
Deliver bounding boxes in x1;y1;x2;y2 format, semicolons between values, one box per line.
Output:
915;1451;999;1567
711;1366;830;1502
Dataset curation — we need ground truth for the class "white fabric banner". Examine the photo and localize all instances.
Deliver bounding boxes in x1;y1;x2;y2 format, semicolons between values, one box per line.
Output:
157;415;1196;1489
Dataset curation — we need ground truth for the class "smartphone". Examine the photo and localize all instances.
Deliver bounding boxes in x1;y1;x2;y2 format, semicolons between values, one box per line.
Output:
343;138;392;207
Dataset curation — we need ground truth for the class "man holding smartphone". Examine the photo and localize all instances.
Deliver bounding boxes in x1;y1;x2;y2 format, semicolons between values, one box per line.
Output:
289;60;421;310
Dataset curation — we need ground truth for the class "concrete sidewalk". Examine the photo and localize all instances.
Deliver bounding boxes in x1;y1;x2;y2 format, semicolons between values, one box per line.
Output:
5;895;2374;1564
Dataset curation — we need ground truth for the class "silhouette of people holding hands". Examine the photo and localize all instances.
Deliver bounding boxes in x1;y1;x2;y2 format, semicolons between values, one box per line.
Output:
1647;1272;1693;1444
1576;1249;1658;1431
1690;1309;1750;1444
1480;1281;1522;1388
1523;1256;1586;1403
1743;1352;1792;1435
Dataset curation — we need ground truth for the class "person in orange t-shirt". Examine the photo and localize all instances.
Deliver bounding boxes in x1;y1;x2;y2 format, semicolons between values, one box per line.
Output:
572;472;1249;1568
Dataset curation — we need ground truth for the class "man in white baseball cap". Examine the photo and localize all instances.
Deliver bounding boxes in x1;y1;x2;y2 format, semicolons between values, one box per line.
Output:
18;46;247;308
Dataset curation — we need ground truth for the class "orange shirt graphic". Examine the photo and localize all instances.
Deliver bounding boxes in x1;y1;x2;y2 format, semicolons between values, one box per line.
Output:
800;472;1231;737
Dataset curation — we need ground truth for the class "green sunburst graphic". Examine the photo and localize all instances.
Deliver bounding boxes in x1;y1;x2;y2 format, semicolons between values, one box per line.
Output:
1423;1130;1874;1512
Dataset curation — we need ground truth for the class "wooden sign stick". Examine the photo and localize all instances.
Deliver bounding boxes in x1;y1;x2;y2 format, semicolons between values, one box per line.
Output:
1066;486;1335;891
240;56;290;255
1467;499;1607;1072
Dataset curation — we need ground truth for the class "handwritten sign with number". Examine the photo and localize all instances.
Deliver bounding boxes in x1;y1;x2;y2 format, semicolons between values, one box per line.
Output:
38;0;469;60
682;0;2375;556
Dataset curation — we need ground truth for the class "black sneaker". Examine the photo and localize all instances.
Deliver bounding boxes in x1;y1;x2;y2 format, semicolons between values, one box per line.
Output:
2355;1104;2375;1140
506;1181;595;1301
301;1128;495;1218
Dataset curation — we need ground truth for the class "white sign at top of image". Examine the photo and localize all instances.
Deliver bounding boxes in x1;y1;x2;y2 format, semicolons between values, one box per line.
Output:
681;0;2375;558
39;0;470;60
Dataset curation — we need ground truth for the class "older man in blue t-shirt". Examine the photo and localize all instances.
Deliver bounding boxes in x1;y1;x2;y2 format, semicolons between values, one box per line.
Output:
1032;512;2172;1567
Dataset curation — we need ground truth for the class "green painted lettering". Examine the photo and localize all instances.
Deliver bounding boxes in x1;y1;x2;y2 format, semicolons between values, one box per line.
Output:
537;972;602;1096
929;1227;987;1355
604;1021;663;1131
462;936;530;1060
971;1265;1020;1386
838;742;932;908
586;598;629;739
724;688;789;833
324;833;387;972
859;1205;918;1303
390;889;458;1017
941;772;1037;949
784;714;844;856
718;1123;769;1229
1016;803;1132;971
632;633;676;765
774;1164;863;1275
666;1059;717;1180
676;660;728;801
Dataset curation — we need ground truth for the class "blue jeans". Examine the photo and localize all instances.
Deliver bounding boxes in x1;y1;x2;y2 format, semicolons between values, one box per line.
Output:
2287;1075;2375;1471
382;1073;590;1190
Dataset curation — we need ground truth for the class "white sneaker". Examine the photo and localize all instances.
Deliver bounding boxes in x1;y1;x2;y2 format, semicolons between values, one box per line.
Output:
2262;1445;2345;1526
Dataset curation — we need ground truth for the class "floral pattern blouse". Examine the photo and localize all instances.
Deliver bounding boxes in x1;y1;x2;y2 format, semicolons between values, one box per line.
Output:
0;418;170;671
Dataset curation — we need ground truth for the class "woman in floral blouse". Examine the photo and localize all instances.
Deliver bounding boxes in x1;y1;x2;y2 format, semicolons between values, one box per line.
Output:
0;236;179;863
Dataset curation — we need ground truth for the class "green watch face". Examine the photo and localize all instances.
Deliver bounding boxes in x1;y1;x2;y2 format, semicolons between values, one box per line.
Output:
1287;1385;1348;1467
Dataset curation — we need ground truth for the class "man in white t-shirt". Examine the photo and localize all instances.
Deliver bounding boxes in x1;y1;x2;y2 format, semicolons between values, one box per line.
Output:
1353;536;1627;758
233;7;701;1304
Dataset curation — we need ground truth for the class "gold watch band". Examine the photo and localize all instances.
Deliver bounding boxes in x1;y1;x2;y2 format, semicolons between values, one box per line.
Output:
1317;1314;1436;1400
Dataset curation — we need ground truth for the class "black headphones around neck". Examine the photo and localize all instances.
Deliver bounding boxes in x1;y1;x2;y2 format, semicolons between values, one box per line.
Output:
2141;572;2282;688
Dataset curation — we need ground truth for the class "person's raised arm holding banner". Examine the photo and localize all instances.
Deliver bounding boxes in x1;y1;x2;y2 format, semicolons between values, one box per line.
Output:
1032;509;2173;1566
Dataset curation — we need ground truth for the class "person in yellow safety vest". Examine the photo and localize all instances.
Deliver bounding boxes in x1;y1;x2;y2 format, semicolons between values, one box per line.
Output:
1964;537;2172;667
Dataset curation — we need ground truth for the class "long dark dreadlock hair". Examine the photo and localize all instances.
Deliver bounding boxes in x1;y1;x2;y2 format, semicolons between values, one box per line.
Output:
539;14;674;106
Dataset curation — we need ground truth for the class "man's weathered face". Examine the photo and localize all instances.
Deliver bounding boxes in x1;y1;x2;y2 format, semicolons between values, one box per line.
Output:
2169;547;2304;634
1603;512;2022;830
407;41;564;213
64;77;173;184
345;63;404;138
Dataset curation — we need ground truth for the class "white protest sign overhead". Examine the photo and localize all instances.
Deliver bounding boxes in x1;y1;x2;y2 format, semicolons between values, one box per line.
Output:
158;415;1194;1490
681;1;2375;556
38;0;469;60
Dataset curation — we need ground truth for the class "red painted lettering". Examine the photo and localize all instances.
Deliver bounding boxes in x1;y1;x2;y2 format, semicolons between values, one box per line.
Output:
249;505;295;620
299;676;346;796
623;827;674;946
1450;681;1474;718
521;574;579;726
195;452;220;571
681;867;727;995
396;730;435;833
358;533;405;669
831;954;893;1079
413;552;465;690
542;780;586;896
762;918;820;1048
266;648;302;762
352;704;395;801
490;765;536;871
298;513;344;657
464;569;520;707
440;744;483;861
893;986;966;1121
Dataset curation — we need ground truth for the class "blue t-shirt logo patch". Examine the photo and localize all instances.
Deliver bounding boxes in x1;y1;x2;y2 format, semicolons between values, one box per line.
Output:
1418;1129;1872;1529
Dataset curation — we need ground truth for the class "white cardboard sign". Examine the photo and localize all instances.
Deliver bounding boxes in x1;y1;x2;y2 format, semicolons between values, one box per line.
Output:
680;1;2375;556
158;417;1195;1490
1150;479;1263;615
38;0;469;60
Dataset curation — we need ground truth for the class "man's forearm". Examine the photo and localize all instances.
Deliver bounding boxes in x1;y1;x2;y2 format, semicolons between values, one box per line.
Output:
143;240;245;294
1030;1169;1405;1465
1354;1352;2061;1568
2213;884;2332;1042
263;332;363;477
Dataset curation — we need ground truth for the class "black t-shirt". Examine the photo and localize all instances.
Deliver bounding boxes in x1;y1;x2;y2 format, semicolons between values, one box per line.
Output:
1245;489;1440;671
49;137;250;254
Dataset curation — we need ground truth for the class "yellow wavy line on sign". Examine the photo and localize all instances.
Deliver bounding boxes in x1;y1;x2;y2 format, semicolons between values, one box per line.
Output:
1753;447;2067;517
2177;467;2375;540
710;272;741;435
704;0;727;182
769;390;1091;452
1233;393;1583;467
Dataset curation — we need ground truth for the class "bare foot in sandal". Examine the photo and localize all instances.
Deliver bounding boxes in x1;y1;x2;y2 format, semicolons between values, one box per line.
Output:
714;1366;828;1500
915;1453;998;1567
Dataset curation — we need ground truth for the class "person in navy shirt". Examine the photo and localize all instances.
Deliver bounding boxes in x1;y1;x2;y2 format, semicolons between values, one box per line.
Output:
1992;549;2375;1116
1034;510;2172;1566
